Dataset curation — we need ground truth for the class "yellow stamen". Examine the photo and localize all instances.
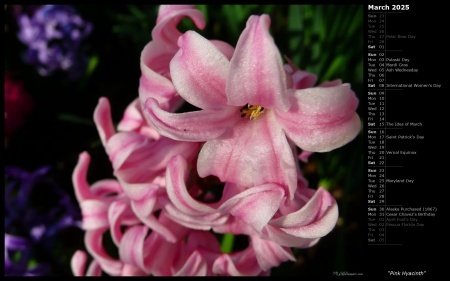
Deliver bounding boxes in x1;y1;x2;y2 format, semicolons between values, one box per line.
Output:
240;104;265;120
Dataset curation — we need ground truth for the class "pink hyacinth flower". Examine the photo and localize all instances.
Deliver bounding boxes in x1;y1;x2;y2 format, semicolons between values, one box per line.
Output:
93;97;201;241
114;218;294;276
284;60;356;163
286;62;359;163
139;5;234;111
91;213;215;276
71;249;145;277
123;217;213;276
93;97;200;188
116;97;161;139
143;14;361;200
212;234;295;276
162;155;337;246
212;184;339;248
139;5;204;111
162;154;287;233
71;250;103;276
72;151;145;275
72;152;192;276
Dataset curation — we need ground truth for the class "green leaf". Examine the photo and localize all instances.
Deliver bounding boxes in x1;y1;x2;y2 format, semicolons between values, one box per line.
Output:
127;5;146;21
318;179;332;190
261;5;276;14
86;55;99;77
287;5;303;51
27;258;39;269
57;113;95;127
321;55;346;81
12;250;22;262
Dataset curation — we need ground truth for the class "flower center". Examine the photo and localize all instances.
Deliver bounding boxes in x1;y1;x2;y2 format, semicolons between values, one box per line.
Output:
239;104;265;120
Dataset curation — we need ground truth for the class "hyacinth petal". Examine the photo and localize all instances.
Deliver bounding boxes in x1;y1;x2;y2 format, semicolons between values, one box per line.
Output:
219;184;285;232
121;264;147;276
120;181;160;202
117;98;148;133
211;40;235;60
131;210;178;243
105;132;156;181
71;250;102;276
143;232;179;275
71;250;88;276
86;260;102;276
116;98;165;139
72;152;95;202
270;187;339;238
226;15;289;111
153;5;205;46
89;179;123;197
185;230;222;253
129;188;158;217
299;150;314;163
139;40;178;107
70;250;102;276
94;97;115;147
159;211;192;241
198;111;297;200
106;131;200;184
164;204;228;231
170;31;229;110
262;225;320;248
213;249;261;276
173;251;207;276
291;69;318;89
250;235;295;271
156;5;196;23
118;225;148;272
166;155;218;215
108;201;129;246
212;216;257;236
129;189;178;243
276;84;361;152
319;79;343;87
80;200;110;230
143;97;237;142
85;229;123;276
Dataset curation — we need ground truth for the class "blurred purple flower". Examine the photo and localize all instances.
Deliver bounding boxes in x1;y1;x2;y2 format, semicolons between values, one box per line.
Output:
4;165;82;275
4;233;51;276
17;5;92;80
5;165;82;241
